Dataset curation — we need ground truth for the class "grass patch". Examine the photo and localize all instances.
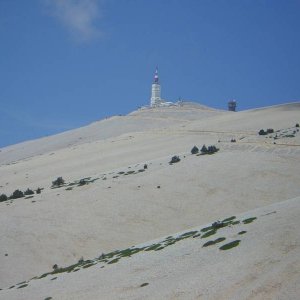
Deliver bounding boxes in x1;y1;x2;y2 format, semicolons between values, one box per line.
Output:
238;231;247;235
144;244;162;251
201;226;214;232
116;247;144;258
242;217;257;224
154;246;166;251
140;282;149;287
203;237;226;247
222;216;236;222
82;263;95;269
231;220;240;225
107;258;120;264
126;170;135;175
179;231;199;239
201;229;217;238
219;240;241;250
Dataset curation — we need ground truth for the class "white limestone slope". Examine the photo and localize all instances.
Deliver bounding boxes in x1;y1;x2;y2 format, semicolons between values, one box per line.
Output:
0;101;299;298
2;197;300;300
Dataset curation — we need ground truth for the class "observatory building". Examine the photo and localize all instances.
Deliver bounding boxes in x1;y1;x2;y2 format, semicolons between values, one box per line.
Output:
150;67;163;107
146;67;174;108
228;100;237;111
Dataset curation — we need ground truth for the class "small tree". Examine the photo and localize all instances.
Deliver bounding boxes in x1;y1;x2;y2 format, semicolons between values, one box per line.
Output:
191;146;199;154
78;179;88;186
201;145;208;154
36;188;42;194
0;194;8;202
296;123;299;128
10;189;24;199
169;155;180;164
52;177;65;187
207;145;218;154
24;188;34;196
258;129;267;135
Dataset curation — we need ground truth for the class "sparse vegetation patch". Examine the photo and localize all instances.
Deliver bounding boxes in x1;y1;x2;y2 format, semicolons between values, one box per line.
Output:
201;229;217;238
4;213;257;291
242;217;257;224
219;240;241;250
203;237;226;247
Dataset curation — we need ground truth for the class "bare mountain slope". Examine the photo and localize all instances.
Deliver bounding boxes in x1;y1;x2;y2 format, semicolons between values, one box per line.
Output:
0;102;225;165
0;102;299;296
2;197;300;300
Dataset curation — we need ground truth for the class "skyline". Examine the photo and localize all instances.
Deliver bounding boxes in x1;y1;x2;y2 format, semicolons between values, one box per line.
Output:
1;0;300;147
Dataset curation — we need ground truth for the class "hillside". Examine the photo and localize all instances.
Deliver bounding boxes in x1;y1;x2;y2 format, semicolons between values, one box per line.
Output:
2;197;300;299
0;102;300;299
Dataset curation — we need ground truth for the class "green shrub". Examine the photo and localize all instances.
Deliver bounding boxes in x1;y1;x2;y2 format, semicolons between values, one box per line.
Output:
209;145;219;153
169;155;180;164
242;217;257;224
238;231;247;235
203;237;226;247
258;129;267;135
200;144;219;154
191;146;199;154
24;188;34;196
0;194;8;202
78;179;88;186
219;240;241;250
140;283;149;287
201;229;217;238
36;188;42;194
201;144;208;153
52;177;65;187
10;189;24;199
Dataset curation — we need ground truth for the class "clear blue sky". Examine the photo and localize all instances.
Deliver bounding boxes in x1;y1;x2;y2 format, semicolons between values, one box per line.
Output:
1;0;300;147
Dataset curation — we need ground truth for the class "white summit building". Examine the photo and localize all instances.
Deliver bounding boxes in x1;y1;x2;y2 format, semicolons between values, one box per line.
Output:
146;67;175;108
150;67;163;107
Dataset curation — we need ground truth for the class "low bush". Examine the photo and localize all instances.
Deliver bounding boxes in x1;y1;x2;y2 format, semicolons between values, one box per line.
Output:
52;177;65;187
169;155;180;164
201;144;208;153
0;194;8;202
259;128;274;135
201;145;219;154
258;129;267;135
219;240;241;250
24;188;34;196
191;146;199;154
295;123;299;128
10;189;24;199
78;179;88;186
